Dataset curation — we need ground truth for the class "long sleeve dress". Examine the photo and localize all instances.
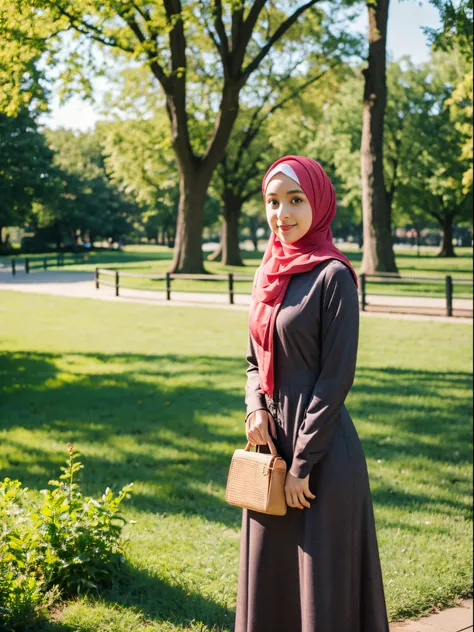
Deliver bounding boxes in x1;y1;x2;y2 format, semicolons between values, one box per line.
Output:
234;259;390;632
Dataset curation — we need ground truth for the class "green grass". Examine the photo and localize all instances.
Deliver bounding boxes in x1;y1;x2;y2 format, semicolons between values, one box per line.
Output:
0;291;472;631
2;244;472;299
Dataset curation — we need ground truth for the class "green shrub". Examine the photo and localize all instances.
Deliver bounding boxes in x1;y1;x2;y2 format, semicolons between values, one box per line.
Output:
0;444;133;629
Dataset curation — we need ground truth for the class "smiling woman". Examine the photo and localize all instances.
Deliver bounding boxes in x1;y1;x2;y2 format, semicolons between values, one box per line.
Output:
236;155;390;632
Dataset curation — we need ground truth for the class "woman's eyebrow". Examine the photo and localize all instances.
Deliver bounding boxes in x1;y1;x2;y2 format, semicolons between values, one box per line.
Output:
266;188;305;197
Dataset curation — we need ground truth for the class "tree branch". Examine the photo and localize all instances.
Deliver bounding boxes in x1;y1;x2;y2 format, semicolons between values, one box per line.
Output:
236;60;338;171
232;0;266;73
241;0;321;83
213;0;230;61
46;1;135;52
123;14;170;91
162;0;194;165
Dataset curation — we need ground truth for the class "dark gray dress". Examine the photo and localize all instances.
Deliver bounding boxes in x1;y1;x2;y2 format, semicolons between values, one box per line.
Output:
235;259;390;632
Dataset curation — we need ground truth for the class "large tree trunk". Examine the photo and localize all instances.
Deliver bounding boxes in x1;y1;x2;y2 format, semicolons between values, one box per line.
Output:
170;166;210;273
167;82;241;273
360;0;399;275
437;213;456;257
221;190;244;266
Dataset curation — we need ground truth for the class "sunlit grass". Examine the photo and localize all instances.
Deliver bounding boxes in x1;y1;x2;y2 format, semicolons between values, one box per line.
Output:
0;291;472;630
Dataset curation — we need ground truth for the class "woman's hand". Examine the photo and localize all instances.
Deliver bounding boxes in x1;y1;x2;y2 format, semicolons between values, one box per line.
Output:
245;409;277;445
284;472;316;509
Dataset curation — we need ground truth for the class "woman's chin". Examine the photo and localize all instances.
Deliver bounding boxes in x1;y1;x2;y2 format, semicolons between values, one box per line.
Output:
276;233;301;245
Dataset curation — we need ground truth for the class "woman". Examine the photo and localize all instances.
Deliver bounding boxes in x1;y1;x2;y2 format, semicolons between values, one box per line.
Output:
234;156;390;632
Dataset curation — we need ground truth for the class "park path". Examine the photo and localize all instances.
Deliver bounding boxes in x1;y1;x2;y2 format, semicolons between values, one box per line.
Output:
0;269;472;323
389;598;472;631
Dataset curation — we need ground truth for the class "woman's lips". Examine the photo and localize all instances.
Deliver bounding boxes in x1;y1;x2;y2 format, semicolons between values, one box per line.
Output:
279;224;296;232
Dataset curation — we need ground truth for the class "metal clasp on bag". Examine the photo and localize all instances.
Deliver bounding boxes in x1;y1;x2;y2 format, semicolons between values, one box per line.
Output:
262;464;270;476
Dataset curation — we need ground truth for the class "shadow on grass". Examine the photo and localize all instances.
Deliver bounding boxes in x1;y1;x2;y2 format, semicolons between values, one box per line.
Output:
0;351;472;527
106;559;234;630
31;560;235;632
0;349;472;629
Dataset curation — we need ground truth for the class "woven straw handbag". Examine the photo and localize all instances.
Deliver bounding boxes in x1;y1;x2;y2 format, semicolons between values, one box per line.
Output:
225;436;288;516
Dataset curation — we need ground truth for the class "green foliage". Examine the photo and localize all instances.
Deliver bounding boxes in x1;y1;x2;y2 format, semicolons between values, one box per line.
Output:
299;52;472;237
425;0;473;63
0;1;51;115
0;479;52;630
37;444;133;595
44;128;142;243
0;110;58;236
0;445;133;629
97;115;179;241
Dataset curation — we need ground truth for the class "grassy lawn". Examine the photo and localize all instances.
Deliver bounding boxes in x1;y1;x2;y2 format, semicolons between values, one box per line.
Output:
2;244;472;299
0;291;472;631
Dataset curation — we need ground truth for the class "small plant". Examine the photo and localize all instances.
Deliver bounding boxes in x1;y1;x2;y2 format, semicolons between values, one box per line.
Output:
35;443;134;595
0;444;134;628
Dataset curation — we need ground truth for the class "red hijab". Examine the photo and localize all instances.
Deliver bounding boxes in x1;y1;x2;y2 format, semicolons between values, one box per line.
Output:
248;155;358;398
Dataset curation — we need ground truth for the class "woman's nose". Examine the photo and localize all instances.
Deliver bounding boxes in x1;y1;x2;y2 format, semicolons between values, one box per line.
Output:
276;203;290;219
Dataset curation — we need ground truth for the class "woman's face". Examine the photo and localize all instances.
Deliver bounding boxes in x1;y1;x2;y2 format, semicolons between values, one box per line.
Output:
265;172;313;244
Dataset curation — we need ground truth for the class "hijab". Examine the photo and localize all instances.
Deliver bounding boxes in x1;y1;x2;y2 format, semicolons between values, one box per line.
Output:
248;155;358;398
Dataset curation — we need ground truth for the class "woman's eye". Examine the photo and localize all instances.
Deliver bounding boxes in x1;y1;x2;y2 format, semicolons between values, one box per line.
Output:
268;199;279;207
291;197;303;204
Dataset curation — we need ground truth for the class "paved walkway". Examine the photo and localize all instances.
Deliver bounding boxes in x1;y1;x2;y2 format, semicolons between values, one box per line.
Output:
390;598;472;631
0;270;472;323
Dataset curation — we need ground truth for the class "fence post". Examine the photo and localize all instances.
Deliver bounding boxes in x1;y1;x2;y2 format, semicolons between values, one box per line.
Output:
115;271;119;297
25;258;29;274
360;273;366;311
56;253;61;268
228;273;234;304
445;275;453;317
44;257;47;270
166;272;171;300
95;268;99;290
11;259;15;276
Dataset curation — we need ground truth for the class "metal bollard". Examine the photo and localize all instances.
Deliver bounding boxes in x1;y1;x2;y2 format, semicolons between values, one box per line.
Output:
360;273;366;311
11;259;15;276
166;272;171;300
115;271;119;297
445;275;453;317
228;273;234;304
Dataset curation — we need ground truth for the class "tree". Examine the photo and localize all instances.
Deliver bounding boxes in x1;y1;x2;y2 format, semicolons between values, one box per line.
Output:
44;128;141;245
360;0;398;274
0;110;57;247
424;0;473;63
3;1;327;272
98;116;179;247
425;0;473;198
392;53;472;257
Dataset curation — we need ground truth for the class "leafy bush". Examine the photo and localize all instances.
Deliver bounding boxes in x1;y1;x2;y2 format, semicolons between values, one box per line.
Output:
0;444;133;629
0;479;51;630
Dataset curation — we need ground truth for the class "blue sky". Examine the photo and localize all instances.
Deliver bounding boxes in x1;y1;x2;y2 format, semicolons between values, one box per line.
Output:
42;0;441;132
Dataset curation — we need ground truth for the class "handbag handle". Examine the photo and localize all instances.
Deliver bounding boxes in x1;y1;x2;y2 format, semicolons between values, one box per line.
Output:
244;435;278;456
